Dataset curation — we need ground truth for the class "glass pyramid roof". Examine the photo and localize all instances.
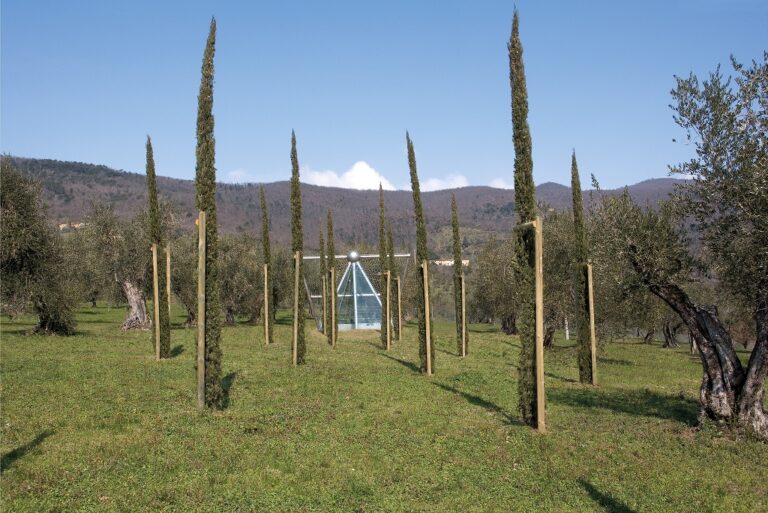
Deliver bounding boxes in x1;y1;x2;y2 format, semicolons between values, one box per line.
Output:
336;261;381;330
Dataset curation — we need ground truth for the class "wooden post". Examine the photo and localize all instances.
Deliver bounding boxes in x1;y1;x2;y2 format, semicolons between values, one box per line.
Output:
587;261;598;386
396;276;402;340
165;243;172;322
422;260;432;376
292;251;299;367
196;211;206;410
330;266;336;347
322;275;327;335
151;243;160;361
385;270;391;350
263;263;270;346
534;217;546;432
461;273;467;357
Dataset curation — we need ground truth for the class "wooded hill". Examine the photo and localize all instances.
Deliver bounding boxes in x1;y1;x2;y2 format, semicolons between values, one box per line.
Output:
9;156;684;257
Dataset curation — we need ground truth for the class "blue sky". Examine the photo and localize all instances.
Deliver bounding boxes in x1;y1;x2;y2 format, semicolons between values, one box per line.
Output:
2;0;766;190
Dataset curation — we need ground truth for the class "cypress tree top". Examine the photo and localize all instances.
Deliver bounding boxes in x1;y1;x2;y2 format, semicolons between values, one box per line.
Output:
145;136;162;244
509;10;536;223
571;151;588;264
407;133;428;265
195;17;217;215
290;130;303;254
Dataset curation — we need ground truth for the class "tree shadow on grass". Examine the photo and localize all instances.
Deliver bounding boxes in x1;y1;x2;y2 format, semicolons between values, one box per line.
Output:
222;372;238;409
433;382;523;426
380;353;421;374
549;387;698;425
1;430;54;473
579;479;637;513
436;347;457;357
170;345;185;358
598;357;634;366
545;371;577;383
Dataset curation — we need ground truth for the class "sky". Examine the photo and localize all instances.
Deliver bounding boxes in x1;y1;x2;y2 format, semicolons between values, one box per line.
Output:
2;0;766;190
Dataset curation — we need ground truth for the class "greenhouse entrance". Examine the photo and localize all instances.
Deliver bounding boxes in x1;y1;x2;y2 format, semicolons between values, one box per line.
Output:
336;250;381;330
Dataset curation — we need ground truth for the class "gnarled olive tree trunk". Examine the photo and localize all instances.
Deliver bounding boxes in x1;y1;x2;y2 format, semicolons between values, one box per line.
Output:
121;280;150;330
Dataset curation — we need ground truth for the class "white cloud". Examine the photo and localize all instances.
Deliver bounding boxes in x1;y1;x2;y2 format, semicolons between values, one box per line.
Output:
420;173;469;192
489;177;514;189
301;161;396;191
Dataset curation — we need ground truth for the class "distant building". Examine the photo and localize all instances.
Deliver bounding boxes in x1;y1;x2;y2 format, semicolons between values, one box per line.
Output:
432;259;469;267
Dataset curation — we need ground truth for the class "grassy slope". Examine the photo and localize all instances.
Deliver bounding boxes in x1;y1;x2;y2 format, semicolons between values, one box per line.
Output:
1;306;765;512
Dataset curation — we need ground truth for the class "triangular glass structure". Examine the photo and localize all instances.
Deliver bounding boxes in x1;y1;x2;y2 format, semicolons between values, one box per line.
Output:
336;261;381;330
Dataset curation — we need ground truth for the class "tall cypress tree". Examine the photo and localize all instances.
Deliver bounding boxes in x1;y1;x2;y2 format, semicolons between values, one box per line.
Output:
387;225;399;341
378;183;388;347
407;132;434;373
319;226;326;334
326;209;336;346
146;136;171;359
451;193;468;355
572;151;592;383
195;18;223;409
260;185;274;344
290;131;306;364
509;10;538;426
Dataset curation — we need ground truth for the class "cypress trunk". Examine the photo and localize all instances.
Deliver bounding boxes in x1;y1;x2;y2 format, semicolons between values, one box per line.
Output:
509;10;538;426
319;227;326;334
290;131;306;364
378;184;388;347
387;226;399;341
451;193;468;355
145;136;171;358
194;18;224;409
326;210;337;345
571;152;593;383
260;186;275;343
407;133;433;373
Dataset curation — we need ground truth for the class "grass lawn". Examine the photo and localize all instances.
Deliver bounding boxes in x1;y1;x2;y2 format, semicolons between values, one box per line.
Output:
1;304;766;512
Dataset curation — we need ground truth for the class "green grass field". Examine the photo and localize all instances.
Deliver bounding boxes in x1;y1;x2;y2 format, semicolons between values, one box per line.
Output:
1;305;766;512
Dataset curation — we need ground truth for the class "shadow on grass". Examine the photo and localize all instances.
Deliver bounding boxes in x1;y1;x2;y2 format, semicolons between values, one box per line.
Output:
545;371;577;383
579;479;636;513
380;353;421;374
598;357;634;366
1;430;54;473
222;372;238;409
436;348;458;357
170;345;185;358
500;339;521;349
549;387;698;424
433;383;523;426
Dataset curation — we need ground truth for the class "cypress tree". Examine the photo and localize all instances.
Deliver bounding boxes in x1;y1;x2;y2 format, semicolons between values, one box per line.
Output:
572;151;592;383
260;186;274;343
451;193;468;355
319;226;326;334
146;136;171;359
378;183;388;347
290;130;306;364
407;132;434;373
326;209;336;345
387;225;399;341
194;18;224;409
509;10;538;426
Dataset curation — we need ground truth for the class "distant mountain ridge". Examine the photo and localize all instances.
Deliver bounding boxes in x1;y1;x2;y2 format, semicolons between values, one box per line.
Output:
8;156;685;255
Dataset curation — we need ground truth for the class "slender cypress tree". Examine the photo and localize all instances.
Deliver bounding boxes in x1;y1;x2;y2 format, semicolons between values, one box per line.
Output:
260;186;274;343
509;10;538;426
290;131;306;364
146;136;171;359
407;132;434;373
319;226;326;334
326;209;336;345
451;193;468;355
572;151;592;383
387;225;399;341
195;18;223;409
378;183;388;347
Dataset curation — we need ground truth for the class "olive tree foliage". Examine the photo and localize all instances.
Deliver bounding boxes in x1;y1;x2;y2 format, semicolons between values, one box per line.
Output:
219;232;263;325
541;208;576;348
469;235;520;334
0;159;77;334
170;234;198;326
666;53;768;438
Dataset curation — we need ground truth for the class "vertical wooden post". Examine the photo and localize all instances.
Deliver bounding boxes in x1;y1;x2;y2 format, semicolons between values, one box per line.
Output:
330;266;336;348
292;251;299;367
196;211;206;410
322;275;327;335
534;217;546;432
165;243;172;322
396;276;402;340
422;260;432;376
385;270;391;350
263;263;270;346
461;273;467;357
151;243;160;361
587;261;598;386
